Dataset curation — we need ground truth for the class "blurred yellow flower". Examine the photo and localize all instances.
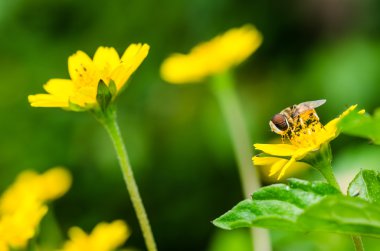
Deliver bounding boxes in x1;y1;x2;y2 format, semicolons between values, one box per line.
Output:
160;24;262;84
62;220;130;251
28;44;149;110
253;105;358;179
0;167;71;250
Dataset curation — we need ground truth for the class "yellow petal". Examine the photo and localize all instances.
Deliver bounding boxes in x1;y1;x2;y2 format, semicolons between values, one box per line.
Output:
269;158;289;177
160;54;206;84
68;50;99;88
93;47;120;84
201;24;262;71
324;105;358;138
160;24;262;84
0;203;48;248
253;156;286;166
0;241;8;251
120;43;150;64
277;157;297;179
28;94;69;107
68;227;88;240
91;220;130;250
43;79;74;96
254;143;298;156
29;79;74;108
111;43;149;90
69;85;98;107
63;221;129;251
0;168;72;248
340;105;357;117
39;167;72;201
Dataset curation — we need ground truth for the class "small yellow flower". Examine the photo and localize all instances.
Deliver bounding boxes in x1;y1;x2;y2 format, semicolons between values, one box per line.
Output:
253;105;358;179
28;44;150;110
0;167;71;250
160;25;262;84
62;220;130;251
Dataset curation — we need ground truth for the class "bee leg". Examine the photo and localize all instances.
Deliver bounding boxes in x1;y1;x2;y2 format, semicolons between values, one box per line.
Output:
286;127;295;141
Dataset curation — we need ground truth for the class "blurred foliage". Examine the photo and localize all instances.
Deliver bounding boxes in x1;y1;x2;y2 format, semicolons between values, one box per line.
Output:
0;0;379;250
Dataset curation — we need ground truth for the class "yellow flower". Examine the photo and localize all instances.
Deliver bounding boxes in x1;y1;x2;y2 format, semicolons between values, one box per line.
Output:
160;24;262;84
0;201;47;250
253;105;358;179
0;167;71;250
28;44;150;110
62;220;130;251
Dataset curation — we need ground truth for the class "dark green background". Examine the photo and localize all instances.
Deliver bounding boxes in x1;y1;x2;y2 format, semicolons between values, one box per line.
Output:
0;0;380;250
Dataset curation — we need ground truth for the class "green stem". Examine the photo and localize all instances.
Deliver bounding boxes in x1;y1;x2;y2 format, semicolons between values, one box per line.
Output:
352;235;365;251
317;163;340;191
320;165;365;251
99;109;157;251
210;71;271;251
315;145;364;251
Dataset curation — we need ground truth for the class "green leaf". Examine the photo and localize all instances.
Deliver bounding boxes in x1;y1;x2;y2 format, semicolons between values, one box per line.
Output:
213;179;339;230
213;178;380;237
213;199;302;231
298;195;380;238
96;80;113;112
339;108;380;144
348;169;380;204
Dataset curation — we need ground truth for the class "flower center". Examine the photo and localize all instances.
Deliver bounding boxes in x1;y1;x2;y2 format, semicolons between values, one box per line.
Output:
287;110;324;148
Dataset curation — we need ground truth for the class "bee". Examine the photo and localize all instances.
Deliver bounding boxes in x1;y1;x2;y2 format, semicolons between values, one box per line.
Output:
269;99;326;138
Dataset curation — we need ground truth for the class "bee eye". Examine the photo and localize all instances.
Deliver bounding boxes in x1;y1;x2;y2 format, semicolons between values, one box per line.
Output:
271;114;288;131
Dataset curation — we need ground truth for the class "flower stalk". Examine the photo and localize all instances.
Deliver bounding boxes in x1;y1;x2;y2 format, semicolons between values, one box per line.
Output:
303;143;341;191
96;108;157;251
210;71;271;251
352;236;365;251
319;165;365;251
307;144;365;251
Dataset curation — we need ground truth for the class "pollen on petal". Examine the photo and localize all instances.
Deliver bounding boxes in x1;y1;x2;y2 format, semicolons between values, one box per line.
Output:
68;50;99;90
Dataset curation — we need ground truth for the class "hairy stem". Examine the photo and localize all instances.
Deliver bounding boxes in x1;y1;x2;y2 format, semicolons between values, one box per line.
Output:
100;109;157;251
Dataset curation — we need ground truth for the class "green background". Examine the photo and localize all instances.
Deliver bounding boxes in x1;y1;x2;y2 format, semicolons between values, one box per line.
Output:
0;0;380;250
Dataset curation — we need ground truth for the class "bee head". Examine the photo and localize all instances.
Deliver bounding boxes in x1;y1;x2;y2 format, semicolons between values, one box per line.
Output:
269;114;289;134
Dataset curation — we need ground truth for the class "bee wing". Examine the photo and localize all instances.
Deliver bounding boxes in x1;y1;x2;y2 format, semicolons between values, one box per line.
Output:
293;99;326;117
